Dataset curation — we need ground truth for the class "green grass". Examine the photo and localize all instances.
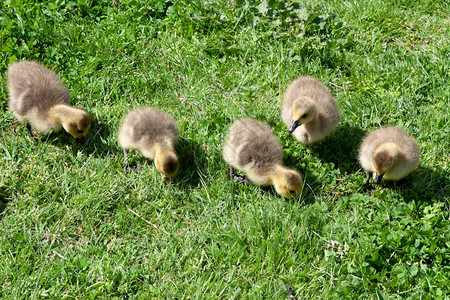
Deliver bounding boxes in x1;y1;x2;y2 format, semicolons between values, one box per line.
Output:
0;0;449;298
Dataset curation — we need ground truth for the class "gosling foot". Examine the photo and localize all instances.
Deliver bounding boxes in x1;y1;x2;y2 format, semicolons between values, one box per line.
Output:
229;166;250;184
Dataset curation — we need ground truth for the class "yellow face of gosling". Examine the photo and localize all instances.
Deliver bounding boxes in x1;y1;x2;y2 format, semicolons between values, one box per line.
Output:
155;152;179;179
63;113;94;138
272;170;303;198
289;97;316;133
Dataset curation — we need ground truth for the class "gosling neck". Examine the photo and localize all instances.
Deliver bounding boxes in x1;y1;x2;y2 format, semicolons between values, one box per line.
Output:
154;141;175;157
154;141;179;178
48;104;73;122
267;164;286;183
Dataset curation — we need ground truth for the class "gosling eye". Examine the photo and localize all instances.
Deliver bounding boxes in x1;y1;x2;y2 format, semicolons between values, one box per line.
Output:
301;113;307;118
290;190;297;194
77;129;84;134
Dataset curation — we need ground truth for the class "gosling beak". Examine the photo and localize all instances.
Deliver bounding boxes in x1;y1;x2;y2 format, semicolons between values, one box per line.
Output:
288;120;299;133
374;173;383;184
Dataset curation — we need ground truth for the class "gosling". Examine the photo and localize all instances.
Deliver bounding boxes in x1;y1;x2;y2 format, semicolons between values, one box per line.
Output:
281;76;340;144
7;60;93;139
223;118;303;198
118;107;179;179
359;126;419;188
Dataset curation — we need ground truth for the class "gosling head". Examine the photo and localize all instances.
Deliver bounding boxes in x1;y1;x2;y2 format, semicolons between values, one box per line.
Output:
372;143;399;183
288;97;316;133
155;151;179;179
62;110;94;138
271;167;303;198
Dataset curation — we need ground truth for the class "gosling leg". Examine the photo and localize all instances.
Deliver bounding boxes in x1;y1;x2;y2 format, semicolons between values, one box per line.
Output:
26;123;37;144
286;285;294;300
364;171;372;193
123;149;130;173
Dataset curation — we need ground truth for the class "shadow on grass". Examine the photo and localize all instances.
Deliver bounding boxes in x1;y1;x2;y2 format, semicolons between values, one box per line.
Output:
75;120;120;157
227;150;321;204
222;174;293;201
284;152;320;205
26;119;120;157
378;165;450;204
171;137;206;188
0;186;11;220
99;136;208;188
255;113;276;127
309;122;366;174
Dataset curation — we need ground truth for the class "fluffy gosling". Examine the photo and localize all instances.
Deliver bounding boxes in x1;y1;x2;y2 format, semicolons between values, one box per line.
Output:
359;126;419;188
281;76;340;143
223;118;303;198
7;60;93;139
118;107;179;179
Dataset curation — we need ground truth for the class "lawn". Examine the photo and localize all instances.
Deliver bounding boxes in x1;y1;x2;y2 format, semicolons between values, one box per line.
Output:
0;0;448;298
